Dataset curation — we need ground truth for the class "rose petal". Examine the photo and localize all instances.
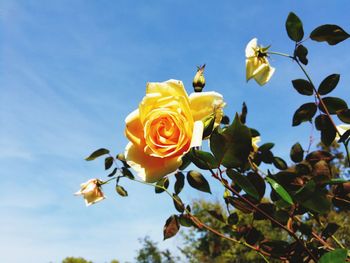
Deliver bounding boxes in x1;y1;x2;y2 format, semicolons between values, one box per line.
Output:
245;38;257;58
189;91;225;125
254;64;275;86
125;142;182;183
190;121;204;147
146;79;189;99
125;109;145;146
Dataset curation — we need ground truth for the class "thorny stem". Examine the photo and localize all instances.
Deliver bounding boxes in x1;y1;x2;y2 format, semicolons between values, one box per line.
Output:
209;168;318;262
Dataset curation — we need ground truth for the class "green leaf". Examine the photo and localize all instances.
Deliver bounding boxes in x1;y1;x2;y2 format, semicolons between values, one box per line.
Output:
220;115;230;125
202;114;215;138
294;180;315;202
322;223;340;239
319;249;348;263
85;148;110;161
187;149;219;170
155;178;169;194
290;142;304;162
107;167;118;177
337;109;350;124
318;74;340;95
116;185;128;197
173;194;185;213
187;170;211;194
319;97;348;114
179;214;193;227
179;154;191;170
292;103;317;126
338;129;350;143
227;212;239;225
273;157;288;170
285;12;304;42
122;167;134;179
174;172;185;195
163;215;180;240
258;143;274;152
104;156;114;170
227;169;259;200
295;44;308;65
210;113;252;168
301;190;331;214
315;114;337;146
310;24;350;45
250;128;260;137
292;79;314;96
266;177;294;205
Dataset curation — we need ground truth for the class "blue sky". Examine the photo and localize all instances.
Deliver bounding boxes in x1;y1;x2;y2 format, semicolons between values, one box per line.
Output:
1;1;350;262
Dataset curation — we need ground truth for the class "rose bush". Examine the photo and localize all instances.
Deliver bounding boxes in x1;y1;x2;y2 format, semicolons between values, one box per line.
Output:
124;79;224;182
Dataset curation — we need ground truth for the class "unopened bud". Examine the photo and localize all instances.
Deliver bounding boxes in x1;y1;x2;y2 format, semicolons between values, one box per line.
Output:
192;64;206;92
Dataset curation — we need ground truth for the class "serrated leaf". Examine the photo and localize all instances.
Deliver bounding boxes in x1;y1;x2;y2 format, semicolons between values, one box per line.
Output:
227;169;259;200
85;148;110;161
155;178;169;194
292;103;317;126
292;79;314;95
286;12;304;42
173;194;185;213
187;149;219;170
337;109;350;124
318;74;340;95
310;24;350;45
295;44;308;65
210;113;252;168
266;177;294;205
104;156;114;170
187;170;211;194
290;143;304;162
174;172;185;195
163;215;180;240
273;157;288;170
319;249;348;263
319;97;348;114
116;185;128;197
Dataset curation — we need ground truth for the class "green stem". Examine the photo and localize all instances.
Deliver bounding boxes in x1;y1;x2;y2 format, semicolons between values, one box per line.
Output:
267;51;294;59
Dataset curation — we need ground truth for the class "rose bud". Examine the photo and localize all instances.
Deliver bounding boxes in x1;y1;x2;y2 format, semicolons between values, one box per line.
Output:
192;64;206;92
75;179;106;206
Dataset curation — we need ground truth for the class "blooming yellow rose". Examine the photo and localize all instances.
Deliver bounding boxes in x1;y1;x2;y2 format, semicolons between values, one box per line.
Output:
125;79;224;183
246;38;275;86
75;179;105;206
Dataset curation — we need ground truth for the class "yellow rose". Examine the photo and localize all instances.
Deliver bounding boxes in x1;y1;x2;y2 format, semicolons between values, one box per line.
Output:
74;179;105;206
125;79;224;182
246;38;275;86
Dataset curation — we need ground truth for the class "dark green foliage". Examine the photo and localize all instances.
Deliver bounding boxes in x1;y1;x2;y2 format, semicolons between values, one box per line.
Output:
310;24;350;45
286;12;304;42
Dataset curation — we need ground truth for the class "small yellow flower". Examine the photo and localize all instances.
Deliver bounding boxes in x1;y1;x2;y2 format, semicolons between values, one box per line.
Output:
246;38;275;86
75;179;105;206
